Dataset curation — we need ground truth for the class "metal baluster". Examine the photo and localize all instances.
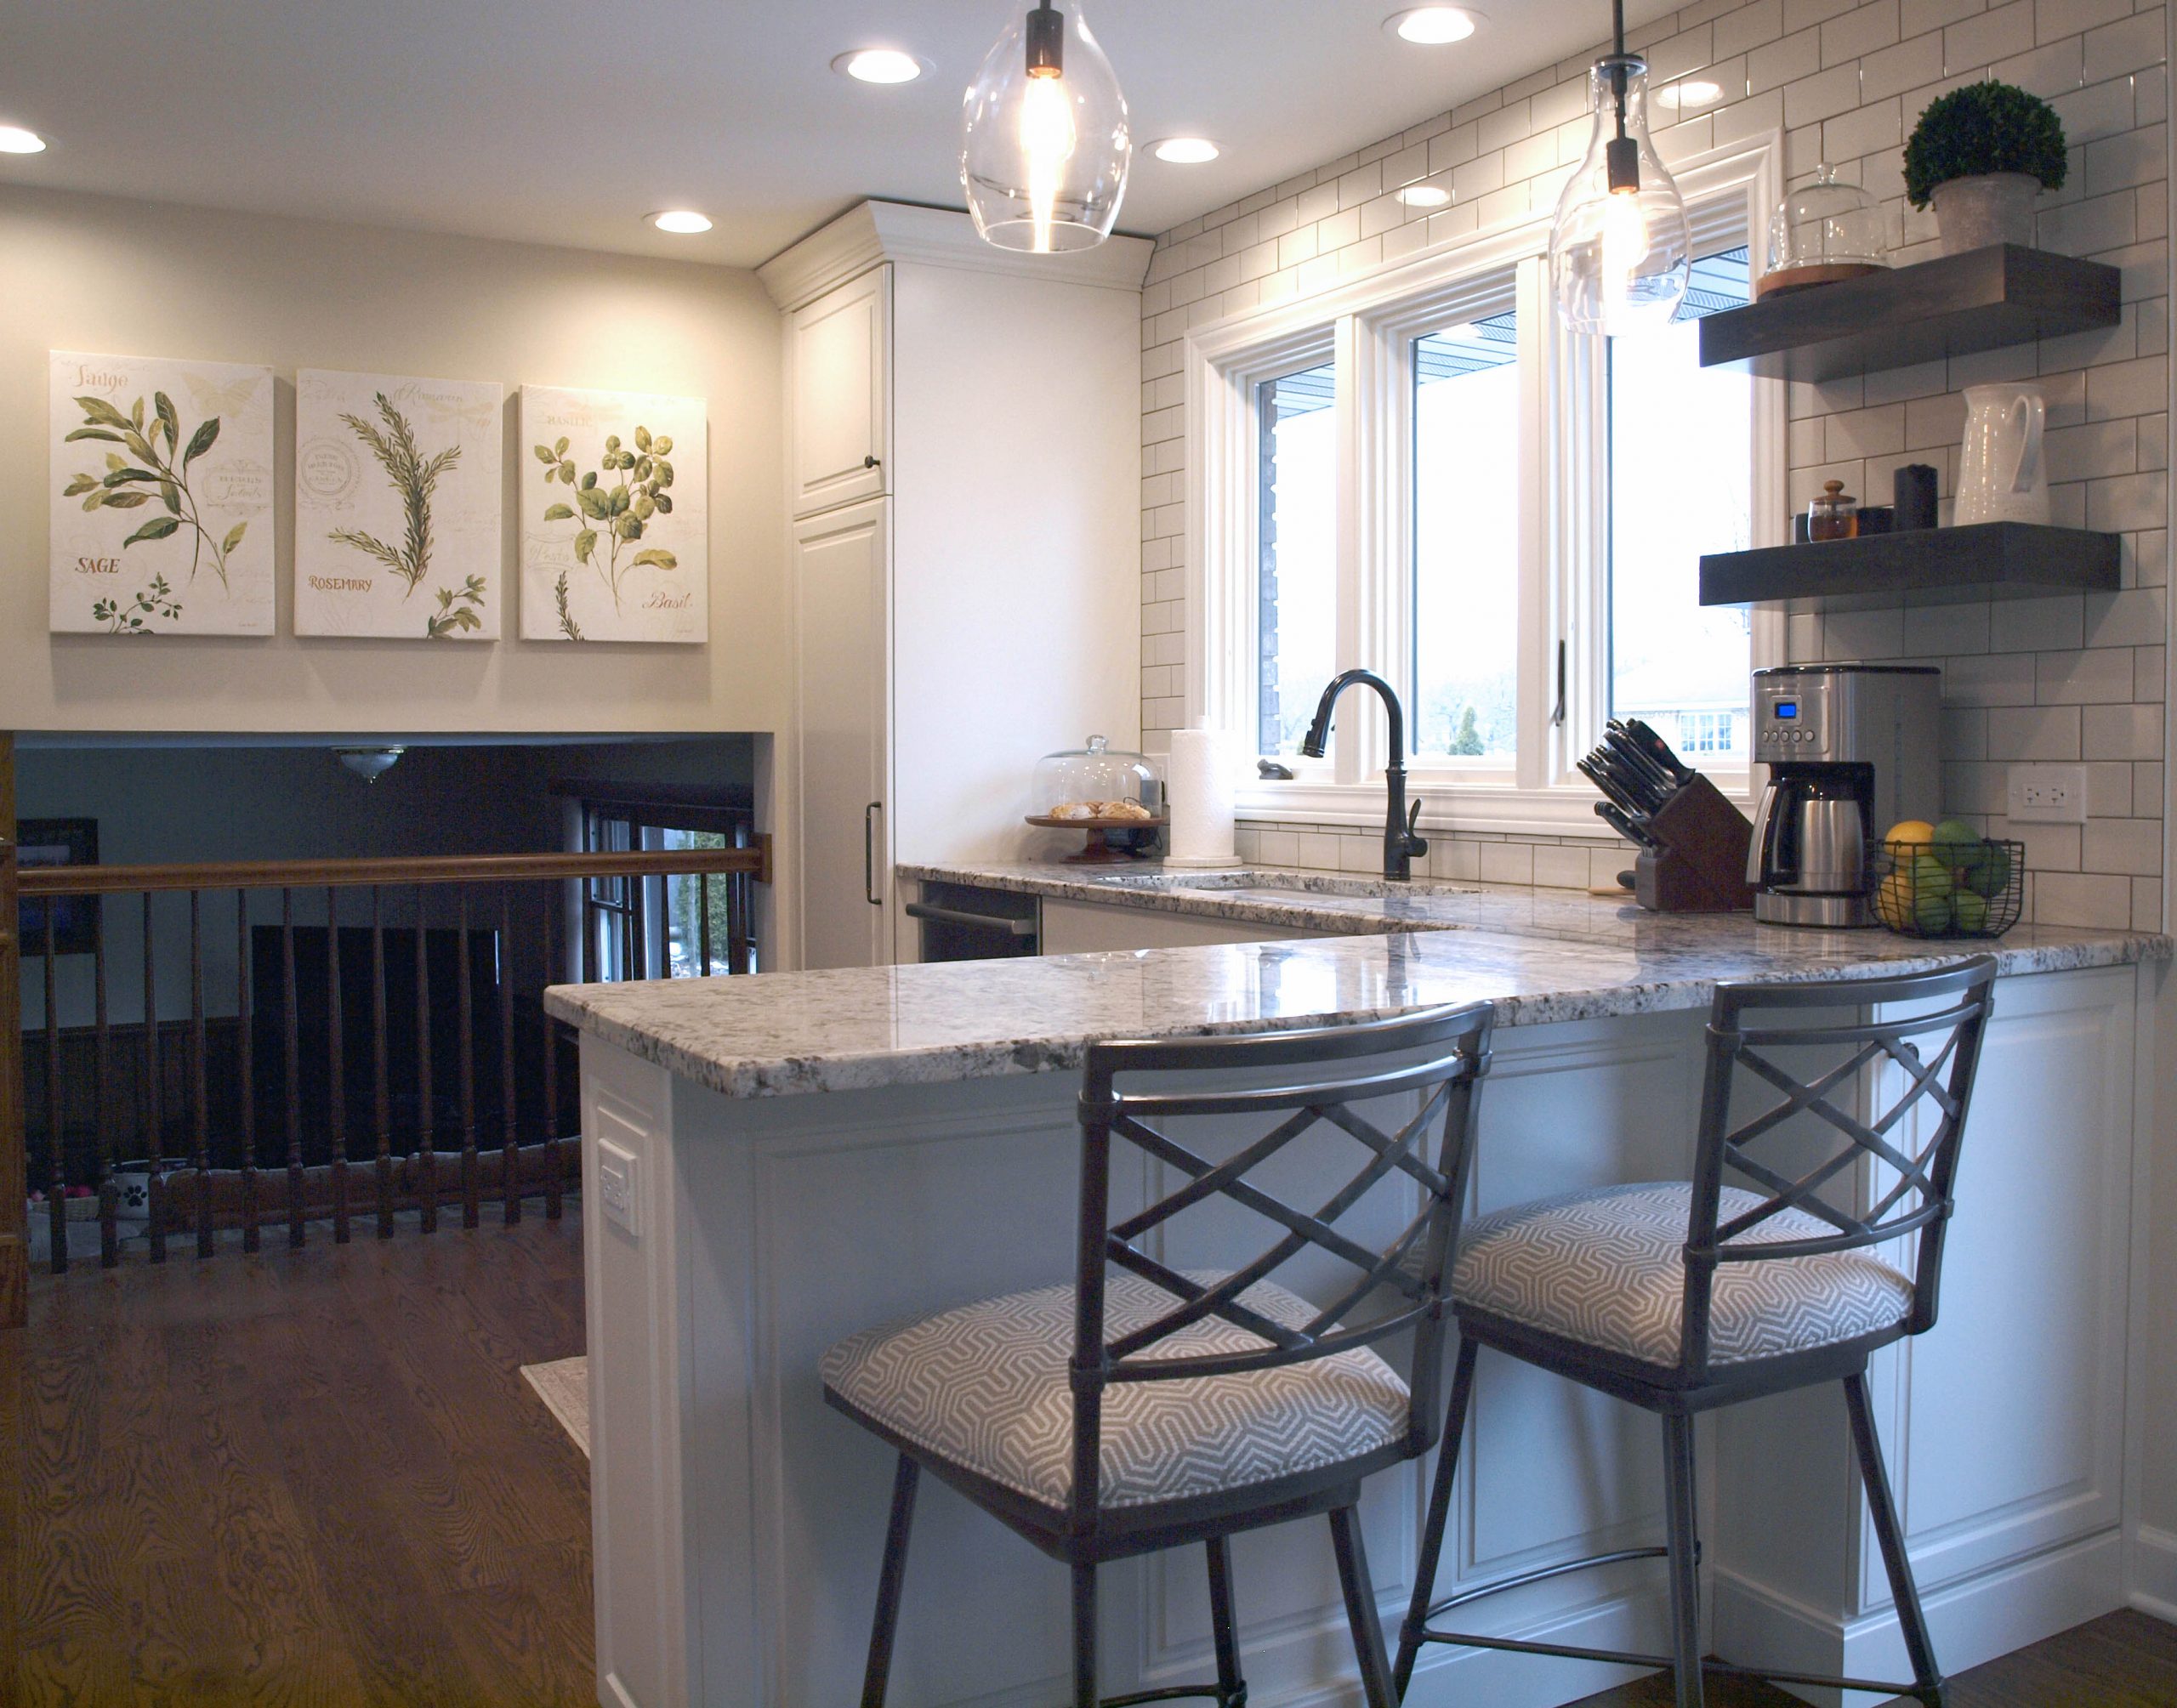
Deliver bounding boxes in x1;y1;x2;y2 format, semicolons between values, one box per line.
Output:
730;871;753;975
543;884;563;1223
281;888;304;1249
414;885;436;1234
190;891;212;1259
238;889;259;1252
94;904;116;1267
698;872;712;977
143;893;165;1264
458;888;479;1229
499;885;519;1224
631;873;646;980
43;907;64;1274
326;886;349;1245
372;887;393;1239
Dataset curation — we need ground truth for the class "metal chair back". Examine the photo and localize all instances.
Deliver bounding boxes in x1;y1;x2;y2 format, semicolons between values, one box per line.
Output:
1071;1001;1495;1528
1681;957;1998;1380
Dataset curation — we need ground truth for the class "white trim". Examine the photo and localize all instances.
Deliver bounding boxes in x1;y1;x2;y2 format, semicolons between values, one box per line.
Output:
760;201;1152;309
1185;132;1788;831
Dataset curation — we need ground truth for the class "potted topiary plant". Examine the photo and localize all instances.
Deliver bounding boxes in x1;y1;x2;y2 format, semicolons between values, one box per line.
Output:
1904;80;2068;253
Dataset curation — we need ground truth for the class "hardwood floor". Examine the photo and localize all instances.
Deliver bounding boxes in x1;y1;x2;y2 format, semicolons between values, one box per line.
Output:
10;1209;591;1707
1566;1609;2177;1706
7;1208;2174;1705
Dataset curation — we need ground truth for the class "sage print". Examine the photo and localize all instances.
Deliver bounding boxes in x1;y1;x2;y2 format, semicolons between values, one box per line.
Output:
63;391;245;591
92;575;183;634
518;385;706;643
293;370;503;640
50;352;275;637
327;393;463;597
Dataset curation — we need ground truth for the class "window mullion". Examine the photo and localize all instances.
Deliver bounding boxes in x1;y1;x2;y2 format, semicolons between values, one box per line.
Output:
1514;258;1552;794
1332;312;1373;786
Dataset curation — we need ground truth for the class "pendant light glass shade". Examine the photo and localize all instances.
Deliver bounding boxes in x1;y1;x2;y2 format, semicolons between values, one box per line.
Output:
962;1;1130;253
1549;54;1691;335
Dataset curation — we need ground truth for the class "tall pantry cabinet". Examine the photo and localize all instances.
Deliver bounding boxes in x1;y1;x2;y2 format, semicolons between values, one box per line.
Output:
762;202;1149;969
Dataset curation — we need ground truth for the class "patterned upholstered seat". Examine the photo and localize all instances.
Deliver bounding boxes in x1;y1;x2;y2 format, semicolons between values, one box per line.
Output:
822;1271;1411;1511
1452;1182;1914;1369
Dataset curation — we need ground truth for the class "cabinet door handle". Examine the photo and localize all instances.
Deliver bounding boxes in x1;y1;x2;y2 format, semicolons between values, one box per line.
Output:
865;801;883;905
862;454;881;469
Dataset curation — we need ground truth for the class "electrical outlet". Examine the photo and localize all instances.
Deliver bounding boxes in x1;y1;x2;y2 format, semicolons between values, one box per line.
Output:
2007;763;2088;825
597;1136;642;1238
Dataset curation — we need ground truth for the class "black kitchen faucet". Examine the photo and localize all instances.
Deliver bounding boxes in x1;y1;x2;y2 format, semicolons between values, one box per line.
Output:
1299;669;1430;881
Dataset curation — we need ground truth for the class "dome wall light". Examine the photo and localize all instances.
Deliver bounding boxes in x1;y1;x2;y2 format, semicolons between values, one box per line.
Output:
1151;137;1219;164
335;746;406;784
1547;0;1691;336
649;210;713;234
0;125;48;154
1656;77;1725;111
1396;183;1452;207
963;1;1131;254
1384;8;1485;45
833;48;927;84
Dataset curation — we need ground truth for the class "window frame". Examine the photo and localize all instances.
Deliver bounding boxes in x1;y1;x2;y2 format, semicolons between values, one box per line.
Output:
1183;133;1787;836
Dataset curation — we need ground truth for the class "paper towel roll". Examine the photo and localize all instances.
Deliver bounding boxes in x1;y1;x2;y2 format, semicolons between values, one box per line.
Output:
1164;725;1241;868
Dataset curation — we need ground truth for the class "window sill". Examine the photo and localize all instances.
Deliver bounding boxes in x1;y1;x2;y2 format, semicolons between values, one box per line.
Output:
1232;775;1755;840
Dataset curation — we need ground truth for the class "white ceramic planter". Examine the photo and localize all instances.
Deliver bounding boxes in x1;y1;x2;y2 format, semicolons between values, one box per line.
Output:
1930;172;2041;253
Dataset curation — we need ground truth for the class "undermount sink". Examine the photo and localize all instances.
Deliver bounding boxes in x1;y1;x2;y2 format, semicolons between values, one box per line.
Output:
1086;869;1476;901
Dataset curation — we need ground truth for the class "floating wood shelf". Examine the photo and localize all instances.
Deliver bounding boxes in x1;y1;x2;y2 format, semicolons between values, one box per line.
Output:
1699;523;2120;609
1697;245;2120;383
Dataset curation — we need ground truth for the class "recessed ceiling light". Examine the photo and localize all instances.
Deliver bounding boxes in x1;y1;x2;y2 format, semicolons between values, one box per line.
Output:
0;125;47;154
1151;137;1220;165
833;48;925;84
1657;78;1725;111
649;210;713;234
1385;7;1484;45
1397;184;1452;207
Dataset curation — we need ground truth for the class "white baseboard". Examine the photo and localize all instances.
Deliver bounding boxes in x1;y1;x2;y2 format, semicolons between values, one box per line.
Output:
1714;1529;2124;1703
2130;1524;2177;1622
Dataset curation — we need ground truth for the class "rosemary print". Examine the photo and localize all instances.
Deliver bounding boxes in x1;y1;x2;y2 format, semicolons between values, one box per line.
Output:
327;393;463;597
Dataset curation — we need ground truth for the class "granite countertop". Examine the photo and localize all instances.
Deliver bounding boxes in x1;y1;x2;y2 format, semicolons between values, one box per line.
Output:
541;861;2169;1101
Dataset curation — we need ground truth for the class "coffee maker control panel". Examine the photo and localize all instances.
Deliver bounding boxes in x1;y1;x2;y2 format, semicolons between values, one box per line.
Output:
1755;675;1833;758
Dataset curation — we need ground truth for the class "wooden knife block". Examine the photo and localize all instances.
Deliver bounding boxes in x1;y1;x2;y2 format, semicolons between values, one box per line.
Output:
1632;775;1756;913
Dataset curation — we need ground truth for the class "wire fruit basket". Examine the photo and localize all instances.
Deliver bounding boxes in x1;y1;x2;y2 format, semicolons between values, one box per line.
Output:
1871;837;2023;939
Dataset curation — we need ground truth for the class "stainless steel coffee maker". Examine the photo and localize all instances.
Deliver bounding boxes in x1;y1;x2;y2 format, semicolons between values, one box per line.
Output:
1748;663;1941;926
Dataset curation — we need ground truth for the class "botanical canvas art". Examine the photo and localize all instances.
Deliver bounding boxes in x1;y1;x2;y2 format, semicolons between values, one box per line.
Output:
518;385;706;642
49;350;274;635
294;370;503;638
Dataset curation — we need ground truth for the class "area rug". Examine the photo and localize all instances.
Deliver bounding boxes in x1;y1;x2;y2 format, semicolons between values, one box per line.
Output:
521;1355;589;1456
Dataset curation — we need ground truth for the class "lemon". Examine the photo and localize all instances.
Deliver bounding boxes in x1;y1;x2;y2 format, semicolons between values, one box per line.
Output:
1885;820;1936;849
1875;873;1913;929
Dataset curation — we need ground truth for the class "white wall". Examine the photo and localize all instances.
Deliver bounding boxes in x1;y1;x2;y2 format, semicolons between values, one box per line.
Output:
0;183;787;739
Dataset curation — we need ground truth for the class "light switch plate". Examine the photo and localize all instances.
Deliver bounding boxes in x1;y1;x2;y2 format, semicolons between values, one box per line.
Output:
597;1136;642;1238
2007;763;2088;825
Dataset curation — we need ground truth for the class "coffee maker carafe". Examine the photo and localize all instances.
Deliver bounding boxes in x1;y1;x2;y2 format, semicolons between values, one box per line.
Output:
1749;664;1940;927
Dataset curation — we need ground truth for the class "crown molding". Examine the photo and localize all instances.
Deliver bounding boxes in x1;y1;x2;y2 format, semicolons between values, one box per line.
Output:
759;199;1152;309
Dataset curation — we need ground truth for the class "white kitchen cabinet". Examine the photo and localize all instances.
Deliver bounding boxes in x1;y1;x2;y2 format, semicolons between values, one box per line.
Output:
764;201;1151;968
1039;895;1339;954
793;499;892;970
787;267;889;518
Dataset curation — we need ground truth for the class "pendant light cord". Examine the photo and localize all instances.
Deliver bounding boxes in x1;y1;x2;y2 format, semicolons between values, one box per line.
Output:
1611;0;1629;141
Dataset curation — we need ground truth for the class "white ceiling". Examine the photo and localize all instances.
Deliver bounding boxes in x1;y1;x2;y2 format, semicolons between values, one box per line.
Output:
0;1;1678;270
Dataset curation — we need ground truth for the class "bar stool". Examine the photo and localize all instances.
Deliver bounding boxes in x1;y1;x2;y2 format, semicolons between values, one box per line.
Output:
1393;959;1996;1708
821;1002;1495;1707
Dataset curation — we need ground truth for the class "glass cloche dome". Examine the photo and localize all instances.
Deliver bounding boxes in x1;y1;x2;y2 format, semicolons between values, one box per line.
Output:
1762;164;1890;296
1031;735;1158;823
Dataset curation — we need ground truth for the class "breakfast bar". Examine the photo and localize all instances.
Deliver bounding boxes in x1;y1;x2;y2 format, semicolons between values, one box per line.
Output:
546;883;2165;1708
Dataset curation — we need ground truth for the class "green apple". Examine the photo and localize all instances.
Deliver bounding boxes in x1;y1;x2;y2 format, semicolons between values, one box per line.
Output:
1952;890;1990;933
1909;854;1954;897
1964;841;2012;899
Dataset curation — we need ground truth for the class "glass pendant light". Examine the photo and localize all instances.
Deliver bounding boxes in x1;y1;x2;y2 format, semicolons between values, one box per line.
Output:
962;1;1131;253
1548;0;1691;335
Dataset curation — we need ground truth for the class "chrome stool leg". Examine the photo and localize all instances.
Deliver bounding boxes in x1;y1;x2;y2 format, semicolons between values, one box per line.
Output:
860;1455;920;1708
1844;1374;1948;1707
1660;1413;1703;1708
1395;1336;1478;1697
1206;1535;1247;1704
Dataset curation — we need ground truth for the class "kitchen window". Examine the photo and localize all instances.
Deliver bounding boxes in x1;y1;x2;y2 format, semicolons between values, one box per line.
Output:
1185;139;1782;832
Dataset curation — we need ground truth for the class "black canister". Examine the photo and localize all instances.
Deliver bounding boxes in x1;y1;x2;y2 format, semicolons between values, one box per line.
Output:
1894;463;1938;531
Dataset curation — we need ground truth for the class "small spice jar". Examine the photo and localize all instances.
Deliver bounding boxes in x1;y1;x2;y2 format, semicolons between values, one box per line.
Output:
1809;479;1858;542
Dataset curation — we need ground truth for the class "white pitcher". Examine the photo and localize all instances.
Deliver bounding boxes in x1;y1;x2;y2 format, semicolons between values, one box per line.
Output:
1955;383;2049;525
